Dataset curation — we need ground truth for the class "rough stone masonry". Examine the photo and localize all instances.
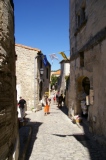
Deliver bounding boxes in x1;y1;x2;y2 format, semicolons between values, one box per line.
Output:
0;0;18;159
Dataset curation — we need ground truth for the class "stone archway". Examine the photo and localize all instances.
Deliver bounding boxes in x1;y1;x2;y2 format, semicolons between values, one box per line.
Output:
82;77;90;96
76;76;90;118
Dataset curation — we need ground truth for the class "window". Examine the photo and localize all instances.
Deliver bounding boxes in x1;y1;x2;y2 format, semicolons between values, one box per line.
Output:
80;52;84;67
40;59;42;68
72;47;74;54
46;68;49;79
74;5;87;36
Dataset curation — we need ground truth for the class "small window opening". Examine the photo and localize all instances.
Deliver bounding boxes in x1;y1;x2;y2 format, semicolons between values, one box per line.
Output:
46;68;49;79
80;52;84;67
82;7;86;21
72;48;74;54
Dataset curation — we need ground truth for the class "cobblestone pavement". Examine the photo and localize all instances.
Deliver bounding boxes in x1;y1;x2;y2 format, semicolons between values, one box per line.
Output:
25;102;106;160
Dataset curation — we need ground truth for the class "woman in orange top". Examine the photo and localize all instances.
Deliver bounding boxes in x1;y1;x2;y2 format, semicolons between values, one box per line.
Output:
44;96;51;115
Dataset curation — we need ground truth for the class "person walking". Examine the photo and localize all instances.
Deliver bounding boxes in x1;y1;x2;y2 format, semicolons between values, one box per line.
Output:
18;97;26;121
44;96;48;115
58;94;63;108
56;94;58;103
53;95;56;103
44;95;51;115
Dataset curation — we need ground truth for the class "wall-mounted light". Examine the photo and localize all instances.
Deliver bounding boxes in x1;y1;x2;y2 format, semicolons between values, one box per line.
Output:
40;68;44;75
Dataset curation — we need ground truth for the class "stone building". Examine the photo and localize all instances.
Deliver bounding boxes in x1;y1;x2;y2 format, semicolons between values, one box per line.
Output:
16;44;51;111
0;0;19;159
51;69;61;90
51;69;61;77
35;53;51;107
69;0;106;143
59;60;70;95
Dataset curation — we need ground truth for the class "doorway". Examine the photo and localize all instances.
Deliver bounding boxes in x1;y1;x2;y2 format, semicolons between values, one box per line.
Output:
76;76;90;119
81;77;90;119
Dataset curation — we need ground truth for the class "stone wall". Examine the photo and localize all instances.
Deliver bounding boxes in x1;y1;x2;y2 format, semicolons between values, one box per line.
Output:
15;44;40;110
0;0;18;159
35;55;51;110
40;63;51;99
91;41;106;137
16;45;51;111
70;0;106;54
69;0;106;140
59;61;70;94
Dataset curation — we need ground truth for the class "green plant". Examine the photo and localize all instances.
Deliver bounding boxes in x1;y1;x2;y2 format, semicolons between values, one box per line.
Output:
65;75;69;81
51;75;58;86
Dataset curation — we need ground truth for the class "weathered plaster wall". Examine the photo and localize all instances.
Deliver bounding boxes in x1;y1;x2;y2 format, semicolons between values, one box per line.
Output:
68;55;92;114
0;0;18;159
69;40;106;138
42;66;51;96
16;45;51;111
71;0;106;53
16;44;39;110
89;41;106;137
37;56;51;101
60;62;70;93
69;0;106;139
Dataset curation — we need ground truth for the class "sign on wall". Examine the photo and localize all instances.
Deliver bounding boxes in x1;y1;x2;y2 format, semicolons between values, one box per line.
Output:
45;92;49;96
89;89;94;105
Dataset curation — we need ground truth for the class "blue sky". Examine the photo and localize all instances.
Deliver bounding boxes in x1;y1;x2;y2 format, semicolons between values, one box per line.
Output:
14;0;70;70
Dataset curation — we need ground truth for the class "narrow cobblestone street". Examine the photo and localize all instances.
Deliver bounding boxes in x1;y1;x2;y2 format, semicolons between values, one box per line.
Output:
23;100;106;160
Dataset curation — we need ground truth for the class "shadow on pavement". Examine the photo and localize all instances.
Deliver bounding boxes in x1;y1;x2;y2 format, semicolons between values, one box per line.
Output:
52;133;106;159
18;118;30;129
59;105;68;115
53;133;90;148
58;105;106;160
25;122;43;160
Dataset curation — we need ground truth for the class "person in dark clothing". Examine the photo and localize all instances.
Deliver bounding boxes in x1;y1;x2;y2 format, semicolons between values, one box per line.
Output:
58;94;63;108
56;94;58;103
18;97;26;120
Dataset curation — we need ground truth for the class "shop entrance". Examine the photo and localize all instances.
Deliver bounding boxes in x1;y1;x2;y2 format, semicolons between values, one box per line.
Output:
82;77;90;96
81;77;90;119
76;76;90;119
